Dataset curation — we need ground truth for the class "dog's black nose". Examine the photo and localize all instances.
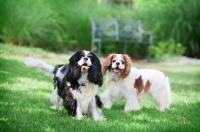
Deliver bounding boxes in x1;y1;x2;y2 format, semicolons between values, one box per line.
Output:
84;57;88;61
116;62;120;65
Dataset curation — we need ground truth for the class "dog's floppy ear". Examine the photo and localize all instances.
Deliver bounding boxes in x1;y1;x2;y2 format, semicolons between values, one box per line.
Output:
102;54;115;76
87;52;103;86
66;51;82;83
120;54;132;79
69;50;82;65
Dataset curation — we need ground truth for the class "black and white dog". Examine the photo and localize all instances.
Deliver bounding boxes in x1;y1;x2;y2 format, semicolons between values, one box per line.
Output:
24;50;105;120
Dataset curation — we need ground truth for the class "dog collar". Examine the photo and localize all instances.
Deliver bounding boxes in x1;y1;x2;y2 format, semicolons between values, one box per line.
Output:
84;88;89;93
79;83;86;87
75;83;86;93
106;78;117;85
77;83;89;93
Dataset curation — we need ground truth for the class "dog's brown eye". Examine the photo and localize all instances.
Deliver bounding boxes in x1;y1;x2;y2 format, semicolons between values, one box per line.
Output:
79;55;85;60
121;60;125;64
112;60;116;63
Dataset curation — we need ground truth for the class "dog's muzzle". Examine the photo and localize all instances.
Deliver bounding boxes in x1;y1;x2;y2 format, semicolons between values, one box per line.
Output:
81;63;90;71
112;67;122;74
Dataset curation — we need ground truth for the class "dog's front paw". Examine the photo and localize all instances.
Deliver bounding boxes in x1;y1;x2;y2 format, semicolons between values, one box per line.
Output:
104;104;112;109
103;102;113;109
50;105;63;110
157;107;167;112
124;105;141;112
94;115;106;121
50;105;57;110
76;115;84;120
99;115;107;121
58;106;63;110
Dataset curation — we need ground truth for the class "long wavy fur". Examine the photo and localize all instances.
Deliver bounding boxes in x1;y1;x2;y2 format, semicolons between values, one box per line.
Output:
87;52;103;86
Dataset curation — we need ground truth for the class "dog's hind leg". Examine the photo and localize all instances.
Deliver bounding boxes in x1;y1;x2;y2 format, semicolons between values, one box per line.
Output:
151;85;172;111
95;95;106;120
50;88;63;110
124;93;141;112
89;97;105;121
76;102;83;120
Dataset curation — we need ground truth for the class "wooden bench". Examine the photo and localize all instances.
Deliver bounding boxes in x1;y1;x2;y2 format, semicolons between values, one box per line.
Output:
90;18;154;62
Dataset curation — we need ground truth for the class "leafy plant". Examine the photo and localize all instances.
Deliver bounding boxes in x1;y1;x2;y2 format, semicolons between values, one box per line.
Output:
135;0;200;58
151;38;186;61
0;0;200;58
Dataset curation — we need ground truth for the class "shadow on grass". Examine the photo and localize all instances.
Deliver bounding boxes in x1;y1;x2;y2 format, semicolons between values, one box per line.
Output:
0;57;61;131
101;101;200;131
0;82;68;132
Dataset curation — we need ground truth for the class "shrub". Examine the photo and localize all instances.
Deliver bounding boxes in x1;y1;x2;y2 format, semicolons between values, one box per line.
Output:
0;0;199;58
151;38;186;62
134;0;200;58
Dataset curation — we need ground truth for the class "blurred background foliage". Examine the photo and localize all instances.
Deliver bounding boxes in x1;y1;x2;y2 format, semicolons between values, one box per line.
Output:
0;0;199;59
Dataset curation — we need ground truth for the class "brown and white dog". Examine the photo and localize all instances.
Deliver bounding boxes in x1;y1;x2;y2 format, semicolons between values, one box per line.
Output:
100;54;171;112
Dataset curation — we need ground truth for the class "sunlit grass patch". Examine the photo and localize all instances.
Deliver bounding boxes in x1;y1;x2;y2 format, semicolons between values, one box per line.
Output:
0;44;200;132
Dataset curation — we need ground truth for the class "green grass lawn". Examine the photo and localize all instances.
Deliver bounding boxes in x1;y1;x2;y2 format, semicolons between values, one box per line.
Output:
0;44;200;132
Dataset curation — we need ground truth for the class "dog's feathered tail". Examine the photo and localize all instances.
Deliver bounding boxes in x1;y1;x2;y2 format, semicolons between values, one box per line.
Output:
24;57;54;76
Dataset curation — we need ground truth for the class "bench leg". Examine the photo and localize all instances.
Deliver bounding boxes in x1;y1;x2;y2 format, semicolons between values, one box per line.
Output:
123;43;127;54
98;41;102;56
91;41;95;52
138;44;142;60
115;42;119;53
148;44;151;62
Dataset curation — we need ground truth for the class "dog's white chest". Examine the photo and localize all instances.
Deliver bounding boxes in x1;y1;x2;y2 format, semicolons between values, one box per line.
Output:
71;74;97;113
105;78;124;100
71;84;95;113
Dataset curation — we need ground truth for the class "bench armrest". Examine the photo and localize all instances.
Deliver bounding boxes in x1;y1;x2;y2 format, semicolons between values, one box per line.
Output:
141;31;154;44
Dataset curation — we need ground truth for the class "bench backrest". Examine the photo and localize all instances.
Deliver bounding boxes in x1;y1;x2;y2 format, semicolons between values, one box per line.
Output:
91;18;144;42
117;19;143;42
91;18;119;41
